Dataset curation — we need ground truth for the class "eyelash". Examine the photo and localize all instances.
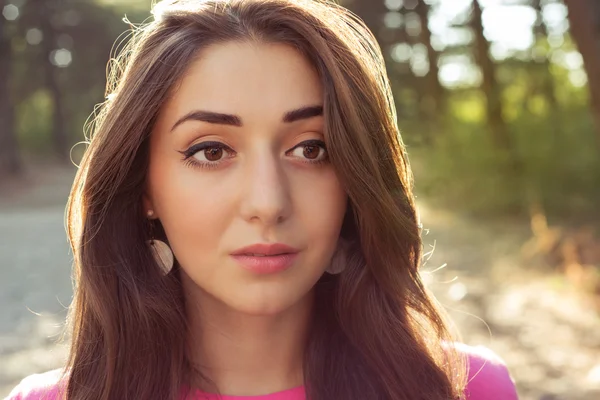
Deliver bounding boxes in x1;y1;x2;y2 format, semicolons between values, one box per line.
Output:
178;141;233;170
179;139;329;170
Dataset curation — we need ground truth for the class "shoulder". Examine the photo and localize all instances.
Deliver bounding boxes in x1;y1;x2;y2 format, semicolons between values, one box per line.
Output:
6;369;65;400
453;342;518;400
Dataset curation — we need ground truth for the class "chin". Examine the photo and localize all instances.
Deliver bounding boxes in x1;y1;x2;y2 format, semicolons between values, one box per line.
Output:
233;302;291;316
227;287;313;317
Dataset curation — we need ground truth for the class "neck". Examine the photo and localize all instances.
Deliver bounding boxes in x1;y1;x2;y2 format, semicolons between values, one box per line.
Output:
184;280;313;396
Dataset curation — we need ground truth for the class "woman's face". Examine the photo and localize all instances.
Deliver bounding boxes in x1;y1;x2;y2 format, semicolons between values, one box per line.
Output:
146;41;347;315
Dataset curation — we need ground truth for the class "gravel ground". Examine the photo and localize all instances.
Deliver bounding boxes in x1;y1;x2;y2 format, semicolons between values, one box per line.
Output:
0;164;598;399
0;164;74;397
419;205;600;400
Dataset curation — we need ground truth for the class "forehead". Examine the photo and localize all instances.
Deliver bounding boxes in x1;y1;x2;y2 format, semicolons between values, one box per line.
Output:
162;41;323;121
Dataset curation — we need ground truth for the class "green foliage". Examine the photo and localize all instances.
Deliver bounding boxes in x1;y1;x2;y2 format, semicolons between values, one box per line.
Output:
16;90;53;154
8;0;148;156
410;121;522;217
5;0;599;226
410;86;600;221
513;106;600;218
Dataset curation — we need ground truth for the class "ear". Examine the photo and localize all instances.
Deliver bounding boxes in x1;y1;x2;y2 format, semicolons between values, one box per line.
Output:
142;193;155;218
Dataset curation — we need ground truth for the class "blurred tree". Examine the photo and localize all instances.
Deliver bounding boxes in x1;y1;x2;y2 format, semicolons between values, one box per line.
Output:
530;0;559;116
342;0;387;45
564;0;600;142
415;0;444;118
0;0;596;220
470;0;511;151
7;0;145;160
0;10;21;175
381;2;422;122
37;0;69;161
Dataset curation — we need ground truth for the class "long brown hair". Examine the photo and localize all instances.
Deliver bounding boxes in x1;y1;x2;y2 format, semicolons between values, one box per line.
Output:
65;0;467;399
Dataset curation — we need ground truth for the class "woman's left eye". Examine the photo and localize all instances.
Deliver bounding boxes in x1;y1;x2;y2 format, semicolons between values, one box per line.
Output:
287;140;328;163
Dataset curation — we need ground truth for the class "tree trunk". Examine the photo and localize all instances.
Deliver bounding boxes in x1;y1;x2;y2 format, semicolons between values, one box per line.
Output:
564;0;600;144
39;0;69;161
532;0;559;112
0;15;22;176
415;0;443;116
343;0;388;46
471;0;512;151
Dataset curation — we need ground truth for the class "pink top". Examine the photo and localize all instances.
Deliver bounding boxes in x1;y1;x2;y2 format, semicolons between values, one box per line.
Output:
7;343;518;399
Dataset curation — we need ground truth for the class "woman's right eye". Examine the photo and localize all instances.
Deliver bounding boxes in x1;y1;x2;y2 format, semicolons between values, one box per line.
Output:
178;141;235;169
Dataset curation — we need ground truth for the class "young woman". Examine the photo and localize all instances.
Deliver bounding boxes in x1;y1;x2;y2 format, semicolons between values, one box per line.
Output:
8;0;518;399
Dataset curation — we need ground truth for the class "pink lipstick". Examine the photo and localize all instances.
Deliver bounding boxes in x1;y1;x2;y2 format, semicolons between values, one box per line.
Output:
230;243;300;274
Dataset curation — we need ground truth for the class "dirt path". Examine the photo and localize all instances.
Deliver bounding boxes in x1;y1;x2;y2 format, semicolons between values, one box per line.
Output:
419;204;600;400
0;164;598;399
0;164;75;397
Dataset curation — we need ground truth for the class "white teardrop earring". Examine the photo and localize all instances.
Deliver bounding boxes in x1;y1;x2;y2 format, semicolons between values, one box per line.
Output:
326;238;349;275
146;211;174;275
147;239;174;275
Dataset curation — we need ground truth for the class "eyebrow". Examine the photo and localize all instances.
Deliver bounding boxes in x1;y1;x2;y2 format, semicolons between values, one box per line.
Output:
283;105;323;123
170;105;323;132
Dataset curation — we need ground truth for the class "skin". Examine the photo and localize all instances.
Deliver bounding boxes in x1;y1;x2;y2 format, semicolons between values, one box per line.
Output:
144;41;348;395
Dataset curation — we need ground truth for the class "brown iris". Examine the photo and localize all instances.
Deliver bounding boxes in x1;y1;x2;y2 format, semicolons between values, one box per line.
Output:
204;147;223;161
303;145;320;160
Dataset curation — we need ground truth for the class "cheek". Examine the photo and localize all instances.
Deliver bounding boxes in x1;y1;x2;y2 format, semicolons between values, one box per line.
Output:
293;168;347;249
148;162;235;267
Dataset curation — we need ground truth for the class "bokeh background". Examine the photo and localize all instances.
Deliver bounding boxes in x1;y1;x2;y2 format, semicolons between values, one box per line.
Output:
1;0;599;398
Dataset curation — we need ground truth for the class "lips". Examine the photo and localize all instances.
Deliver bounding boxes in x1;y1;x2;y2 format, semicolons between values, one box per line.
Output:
231;243;300;257
230;243;300;274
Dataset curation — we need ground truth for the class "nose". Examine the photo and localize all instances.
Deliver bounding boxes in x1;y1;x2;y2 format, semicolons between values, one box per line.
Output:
239;149;291;226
